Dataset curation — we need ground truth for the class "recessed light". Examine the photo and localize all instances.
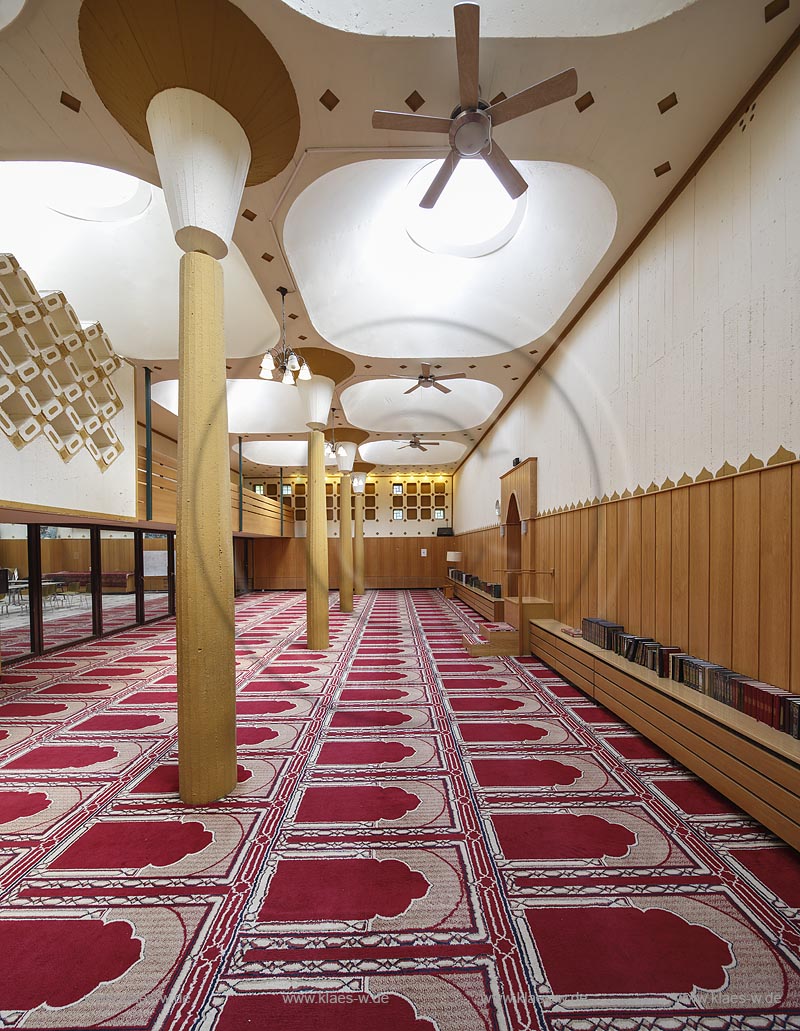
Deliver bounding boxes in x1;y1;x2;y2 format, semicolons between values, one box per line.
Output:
658;92;678;114
320;89;340;111
654;161;672;177
60;91;81;113
241;209;257;221
575;92;594;114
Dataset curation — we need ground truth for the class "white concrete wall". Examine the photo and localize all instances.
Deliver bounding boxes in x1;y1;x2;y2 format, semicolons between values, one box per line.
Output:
455;45;800;530
0;361;137;519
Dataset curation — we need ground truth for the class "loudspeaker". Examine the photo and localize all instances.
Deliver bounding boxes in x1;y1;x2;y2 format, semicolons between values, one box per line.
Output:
512;457;520;466
436;527;454;537
0;569;8;593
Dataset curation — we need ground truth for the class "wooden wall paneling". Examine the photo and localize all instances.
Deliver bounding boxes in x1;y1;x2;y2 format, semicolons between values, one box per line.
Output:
654;490;672;644
0;539;29;576
563;511;574;625
587;505;599;618
671;488;690;651
758;466;791;689
708;477;733;667
688;482;710;658
597;504;607;616
616;500;630;631
640;494;656;637
605;502;618;621
792;464;800;694
580;507;590;626
571;510;581;627
627;496;642;634
732;473;761;678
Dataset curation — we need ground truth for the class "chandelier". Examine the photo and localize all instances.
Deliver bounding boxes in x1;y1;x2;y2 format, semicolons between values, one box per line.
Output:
259;286;311;385
324;407;348;460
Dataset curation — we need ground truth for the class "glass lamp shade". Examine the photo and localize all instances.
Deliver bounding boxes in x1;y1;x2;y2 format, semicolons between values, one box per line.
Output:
297;361;312;381
297;375;334;430
260;352;275;372
352;473;366;494
281;367;295;385
335;440;358;472
258;365;272;380
287;352;301;372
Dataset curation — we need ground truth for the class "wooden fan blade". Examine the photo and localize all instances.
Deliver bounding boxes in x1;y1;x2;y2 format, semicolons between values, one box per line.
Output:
481;142;527;200
421;363;431;377
433;381;452;394
454;3;480;111
372;110;452;133
404;383;421;395
434;373;467;381
487;67;578;127
418;445;428;452
420;441;441;446
420;151;460;209
389;374;415;380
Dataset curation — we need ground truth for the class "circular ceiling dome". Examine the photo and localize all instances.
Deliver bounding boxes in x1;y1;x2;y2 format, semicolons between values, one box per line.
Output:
45;163;152;223
0;0;26;32
406;159;526;259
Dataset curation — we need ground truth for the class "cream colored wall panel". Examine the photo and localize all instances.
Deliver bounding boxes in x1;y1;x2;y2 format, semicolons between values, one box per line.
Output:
455;47;800;527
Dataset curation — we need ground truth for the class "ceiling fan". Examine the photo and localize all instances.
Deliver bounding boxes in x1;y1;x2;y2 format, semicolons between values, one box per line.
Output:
391;362;467;395
399;434;441;453
372;2;577;209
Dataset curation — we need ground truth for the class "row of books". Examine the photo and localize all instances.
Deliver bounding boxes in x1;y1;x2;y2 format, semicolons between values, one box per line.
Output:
670;655;800;735
448;570;503;598
580;617;800;739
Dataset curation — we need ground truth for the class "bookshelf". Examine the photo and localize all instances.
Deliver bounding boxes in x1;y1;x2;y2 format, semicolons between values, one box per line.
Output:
448;573;505;622
529;618;800;851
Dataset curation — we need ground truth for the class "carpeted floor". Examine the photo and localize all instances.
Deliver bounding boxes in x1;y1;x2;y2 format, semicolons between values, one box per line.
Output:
0;588;798;1030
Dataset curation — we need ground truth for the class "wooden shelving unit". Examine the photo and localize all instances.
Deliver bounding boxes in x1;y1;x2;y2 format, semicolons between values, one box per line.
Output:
450;576;505;622
529;618;800;851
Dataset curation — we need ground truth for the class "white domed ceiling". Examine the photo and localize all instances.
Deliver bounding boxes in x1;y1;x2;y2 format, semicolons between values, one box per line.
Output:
283;158;616;359
359;439;467;466
279;0;700;37
152;379;311;434
0;161;279;361
236;440;337;468
341;378;502;433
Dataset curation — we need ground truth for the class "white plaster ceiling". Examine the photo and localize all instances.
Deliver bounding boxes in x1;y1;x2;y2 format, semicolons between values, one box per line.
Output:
152;379;311;434
283;158;616;360
0;0;798;467
279;0;701;38
0;161;279;361
236;439;337;467
359;439;467;466
341;377;502;432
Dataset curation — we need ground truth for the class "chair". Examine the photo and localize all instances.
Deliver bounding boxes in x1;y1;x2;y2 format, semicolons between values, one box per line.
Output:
0;591;8;615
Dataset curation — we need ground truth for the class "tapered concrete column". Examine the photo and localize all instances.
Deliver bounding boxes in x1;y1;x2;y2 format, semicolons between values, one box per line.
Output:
176;251;237;803
353;491;365;595
339;471;354;612
305;428;329;648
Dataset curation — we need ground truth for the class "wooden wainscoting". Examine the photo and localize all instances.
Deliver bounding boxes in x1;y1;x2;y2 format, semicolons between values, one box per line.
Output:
252;536;452;590
531;461;800;695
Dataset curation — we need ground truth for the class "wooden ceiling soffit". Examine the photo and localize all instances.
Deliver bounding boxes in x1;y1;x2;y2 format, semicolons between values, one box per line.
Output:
297;347;356;385
79;0;300;186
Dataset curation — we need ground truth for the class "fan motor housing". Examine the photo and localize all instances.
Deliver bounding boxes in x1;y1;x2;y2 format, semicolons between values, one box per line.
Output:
450;110;491;157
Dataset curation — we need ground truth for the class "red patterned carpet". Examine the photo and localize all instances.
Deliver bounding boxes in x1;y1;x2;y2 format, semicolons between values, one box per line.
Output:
0;588;798;1030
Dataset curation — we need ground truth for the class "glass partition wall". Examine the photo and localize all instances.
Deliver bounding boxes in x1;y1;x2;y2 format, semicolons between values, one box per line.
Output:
0;523;175;665
0;522;33;662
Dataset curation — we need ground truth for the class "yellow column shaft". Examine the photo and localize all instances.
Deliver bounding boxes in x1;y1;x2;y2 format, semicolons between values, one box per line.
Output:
305;428;329;648
339;472;353;612
354;492;365;595
176;251;237;805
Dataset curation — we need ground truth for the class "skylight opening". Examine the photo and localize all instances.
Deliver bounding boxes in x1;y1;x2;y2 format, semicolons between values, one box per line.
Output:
0;0;27;32
405;159;526;259
41;162;152;223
